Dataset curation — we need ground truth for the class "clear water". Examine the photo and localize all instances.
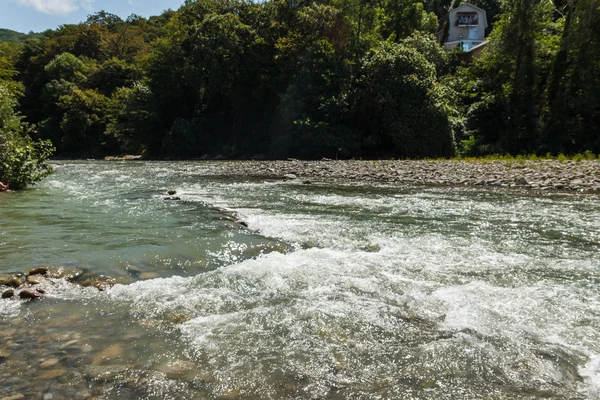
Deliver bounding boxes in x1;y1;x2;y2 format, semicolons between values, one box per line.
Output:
1;160;599;399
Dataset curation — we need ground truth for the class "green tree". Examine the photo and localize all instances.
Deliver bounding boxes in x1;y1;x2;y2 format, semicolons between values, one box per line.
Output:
543;0;600;153
0;83;54;189
462;0;556;154
349;41;456;157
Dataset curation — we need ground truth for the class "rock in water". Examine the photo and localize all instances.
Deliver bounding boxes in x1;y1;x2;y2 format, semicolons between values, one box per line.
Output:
40;359;60;369
19;290;42;300
283;174;297;180
0;275;22;288
39;368;65;380
92;344;123;365
28;266;48;276
167;190;177;196
26;275;44;285
157;359;197;380
139;272;160;280
2;290;15;299
1;394;25;400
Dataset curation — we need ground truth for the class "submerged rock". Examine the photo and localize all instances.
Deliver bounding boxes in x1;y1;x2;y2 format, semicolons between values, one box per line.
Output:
1;394;25;400
156;359;197;380
2;290;15;299
138;272;160;280
92;344;123;365
84;365;130;383
40;359;60;369
167;190;177;196
39;368;66;380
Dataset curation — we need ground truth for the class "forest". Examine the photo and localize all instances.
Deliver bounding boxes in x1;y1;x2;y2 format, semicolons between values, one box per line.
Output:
0;0;599;183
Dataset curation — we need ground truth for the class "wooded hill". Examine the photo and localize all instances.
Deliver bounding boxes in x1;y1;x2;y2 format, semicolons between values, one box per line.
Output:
1;0;599;161
0;29;45;43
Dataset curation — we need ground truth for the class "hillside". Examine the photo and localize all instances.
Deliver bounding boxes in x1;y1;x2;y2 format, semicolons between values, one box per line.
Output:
0;28;44;42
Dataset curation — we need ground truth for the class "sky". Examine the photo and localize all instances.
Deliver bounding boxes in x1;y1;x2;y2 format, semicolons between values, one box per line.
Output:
0;0;185;33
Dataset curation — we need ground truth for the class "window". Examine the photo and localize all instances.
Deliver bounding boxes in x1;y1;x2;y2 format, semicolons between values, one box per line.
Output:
456;13;478;26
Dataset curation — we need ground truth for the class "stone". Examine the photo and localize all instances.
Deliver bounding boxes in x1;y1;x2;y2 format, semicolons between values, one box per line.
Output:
28;266;49;276
2;290;15;299
81;344;93;353
19;290;42;300
138;272;160;280
0;348;9;360
515;177;529;186
283;174;297;180
238;221;249;228
0;276;22;288
40;358;60;369
157;359;197;380
58;340;79;350
92;344;123;365
302;180;312;185
26;275;44;285
1;394;25;400
39;368;65;380
48;266;84;281
218;388;242;399
219;215;238;222
167;190;177;196
84;365;130;382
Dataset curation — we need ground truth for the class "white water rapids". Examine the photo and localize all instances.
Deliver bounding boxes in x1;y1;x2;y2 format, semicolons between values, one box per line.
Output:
0;161;599;399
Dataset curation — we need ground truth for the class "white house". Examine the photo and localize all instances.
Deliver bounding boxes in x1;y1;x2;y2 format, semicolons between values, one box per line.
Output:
439;3;488;53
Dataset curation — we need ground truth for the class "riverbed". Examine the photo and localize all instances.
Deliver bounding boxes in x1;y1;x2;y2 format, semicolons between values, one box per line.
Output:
1;160;599;399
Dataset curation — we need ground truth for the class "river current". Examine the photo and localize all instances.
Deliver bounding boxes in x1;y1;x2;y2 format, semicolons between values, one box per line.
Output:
1;161;599;399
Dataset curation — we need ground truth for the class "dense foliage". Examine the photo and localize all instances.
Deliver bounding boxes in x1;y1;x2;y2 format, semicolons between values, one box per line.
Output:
0;0;598;160
0;82;54;190
0;29;45;43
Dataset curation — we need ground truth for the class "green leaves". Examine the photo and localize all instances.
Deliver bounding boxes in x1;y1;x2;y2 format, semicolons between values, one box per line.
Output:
0;83;54;190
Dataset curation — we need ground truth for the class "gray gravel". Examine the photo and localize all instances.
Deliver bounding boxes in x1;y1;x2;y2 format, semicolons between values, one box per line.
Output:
193;159;600;192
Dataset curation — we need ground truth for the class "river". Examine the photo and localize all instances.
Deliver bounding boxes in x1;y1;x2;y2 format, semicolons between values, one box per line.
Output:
1;160;599;399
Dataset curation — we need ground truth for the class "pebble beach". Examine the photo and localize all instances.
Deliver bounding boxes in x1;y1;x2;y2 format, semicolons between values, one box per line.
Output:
195;159;600;192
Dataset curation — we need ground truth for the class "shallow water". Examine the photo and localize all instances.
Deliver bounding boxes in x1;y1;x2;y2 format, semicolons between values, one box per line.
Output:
1;160;599;399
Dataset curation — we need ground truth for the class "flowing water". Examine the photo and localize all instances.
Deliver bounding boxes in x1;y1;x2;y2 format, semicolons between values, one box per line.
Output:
1;160;599;399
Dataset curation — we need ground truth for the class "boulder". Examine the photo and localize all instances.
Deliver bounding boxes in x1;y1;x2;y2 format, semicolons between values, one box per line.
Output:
28;266;49;276
26;275;44;285
19;290;42;300
0;276;22;288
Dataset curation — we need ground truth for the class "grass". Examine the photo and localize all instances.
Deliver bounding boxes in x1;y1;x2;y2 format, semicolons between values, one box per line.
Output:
451;151;599;163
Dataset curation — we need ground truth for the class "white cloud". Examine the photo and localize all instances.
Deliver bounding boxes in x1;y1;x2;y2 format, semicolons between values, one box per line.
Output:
16;0;95;15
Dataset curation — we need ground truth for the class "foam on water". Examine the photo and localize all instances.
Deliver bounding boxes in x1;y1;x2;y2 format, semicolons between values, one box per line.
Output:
3;161;600;399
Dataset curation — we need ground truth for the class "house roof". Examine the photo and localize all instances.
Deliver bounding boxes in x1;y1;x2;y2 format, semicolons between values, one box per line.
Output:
449;3;488;28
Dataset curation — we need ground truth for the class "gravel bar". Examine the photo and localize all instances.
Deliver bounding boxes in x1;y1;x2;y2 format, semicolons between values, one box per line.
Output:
192;159;600;192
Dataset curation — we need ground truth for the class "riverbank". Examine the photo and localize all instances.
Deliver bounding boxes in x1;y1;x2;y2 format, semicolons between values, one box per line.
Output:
191;159;600;192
